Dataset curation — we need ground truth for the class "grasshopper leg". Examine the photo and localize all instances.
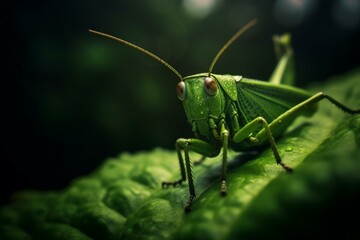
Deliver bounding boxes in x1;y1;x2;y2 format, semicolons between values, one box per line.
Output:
162;141;187;188
182;141;195;213
233;117;293;172
233;92;360;172
220;122;230;195
256;92;360;144
269;33;295;86
162;138;220;212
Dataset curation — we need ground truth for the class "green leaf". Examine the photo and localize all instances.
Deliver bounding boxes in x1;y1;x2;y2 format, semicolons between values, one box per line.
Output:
1;69;359;239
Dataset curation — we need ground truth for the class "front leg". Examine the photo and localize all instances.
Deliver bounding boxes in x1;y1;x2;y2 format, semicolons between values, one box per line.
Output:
162;138;220;212
220;121;230;195
161;141;187;188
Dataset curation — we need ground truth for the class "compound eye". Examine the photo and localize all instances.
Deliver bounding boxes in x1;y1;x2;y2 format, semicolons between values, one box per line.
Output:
204;77;217;96
176;81;186;101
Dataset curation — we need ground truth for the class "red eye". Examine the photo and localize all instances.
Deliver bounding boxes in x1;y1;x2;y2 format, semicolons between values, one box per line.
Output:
176;81;186;101
204;77;217;96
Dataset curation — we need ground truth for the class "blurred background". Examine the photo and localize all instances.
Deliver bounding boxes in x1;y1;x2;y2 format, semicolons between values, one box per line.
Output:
2;0;360;204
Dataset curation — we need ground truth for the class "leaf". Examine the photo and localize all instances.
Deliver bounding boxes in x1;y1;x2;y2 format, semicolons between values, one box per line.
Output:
1;69;360;240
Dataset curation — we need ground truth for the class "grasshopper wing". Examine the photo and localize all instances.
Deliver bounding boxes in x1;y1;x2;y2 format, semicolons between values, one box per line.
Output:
235;78;315;129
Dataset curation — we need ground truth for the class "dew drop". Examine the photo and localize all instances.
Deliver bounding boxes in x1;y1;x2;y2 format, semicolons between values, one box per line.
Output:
285;147;293;152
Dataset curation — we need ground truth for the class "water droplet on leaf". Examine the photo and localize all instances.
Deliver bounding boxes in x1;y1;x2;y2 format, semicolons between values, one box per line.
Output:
285;147;293;152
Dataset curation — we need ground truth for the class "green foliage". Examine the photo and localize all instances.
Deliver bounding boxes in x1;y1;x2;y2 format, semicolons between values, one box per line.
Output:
1;69;359;239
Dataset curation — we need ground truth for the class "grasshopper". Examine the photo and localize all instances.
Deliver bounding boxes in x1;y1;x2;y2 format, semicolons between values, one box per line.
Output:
90;20;360;212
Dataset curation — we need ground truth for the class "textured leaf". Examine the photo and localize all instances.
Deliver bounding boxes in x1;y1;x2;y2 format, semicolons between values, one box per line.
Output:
1;69;359;239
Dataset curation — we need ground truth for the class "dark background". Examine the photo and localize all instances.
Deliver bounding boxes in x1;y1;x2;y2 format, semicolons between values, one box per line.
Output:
2;0;360;204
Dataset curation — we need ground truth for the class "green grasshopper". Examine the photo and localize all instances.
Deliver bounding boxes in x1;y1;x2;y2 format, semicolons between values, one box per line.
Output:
90;20;360;212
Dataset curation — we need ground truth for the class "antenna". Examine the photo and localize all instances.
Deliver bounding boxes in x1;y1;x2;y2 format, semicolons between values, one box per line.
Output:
208;19;257;77
89;29;183;81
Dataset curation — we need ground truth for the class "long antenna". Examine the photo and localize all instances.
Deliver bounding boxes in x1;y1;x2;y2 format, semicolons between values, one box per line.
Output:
208;19;257;76
89;29;183;81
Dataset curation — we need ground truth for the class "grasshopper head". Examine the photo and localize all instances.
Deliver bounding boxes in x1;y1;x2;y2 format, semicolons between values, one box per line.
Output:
177;74;225;137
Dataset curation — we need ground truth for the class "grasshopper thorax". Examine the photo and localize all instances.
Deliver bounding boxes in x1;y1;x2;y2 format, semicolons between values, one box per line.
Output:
178;73;225;138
